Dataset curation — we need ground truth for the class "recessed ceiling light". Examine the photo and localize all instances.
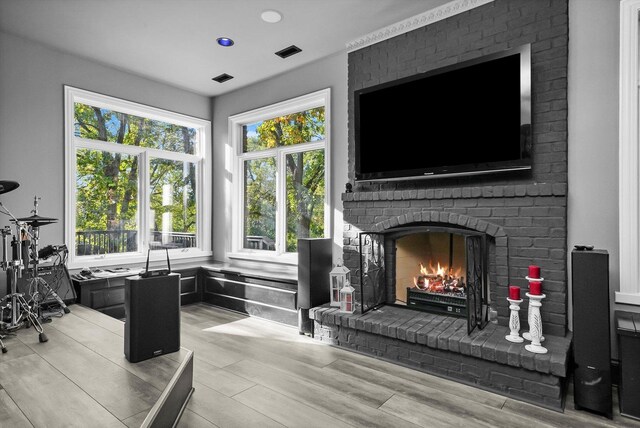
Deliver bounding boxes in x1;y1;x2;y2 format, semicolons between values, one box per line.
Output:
261;10;282;23
217;37;234;47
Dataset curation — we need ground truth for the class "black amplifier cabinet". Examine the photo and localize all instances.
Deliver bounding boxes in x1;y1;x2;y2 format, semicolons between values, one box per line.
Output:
571;249;612;419
14;264;77;307
125;273;180;363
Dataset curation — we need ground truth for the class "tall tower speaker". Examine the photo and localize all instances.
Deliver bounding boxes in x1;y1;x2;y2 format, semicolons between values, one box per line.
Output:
571;249;612;418
125;273;180;363
297;238;332;334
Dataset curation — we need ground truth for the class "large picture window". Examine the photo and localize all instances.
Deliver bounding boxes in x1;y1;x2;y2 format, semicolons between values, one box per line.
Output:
65;86;211;267
228;89;330;264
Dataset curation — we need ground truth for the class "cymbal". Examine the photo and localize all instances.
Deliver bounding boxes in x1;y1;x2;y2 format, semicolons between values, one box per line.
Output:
15;214;58;227
0;180;19;195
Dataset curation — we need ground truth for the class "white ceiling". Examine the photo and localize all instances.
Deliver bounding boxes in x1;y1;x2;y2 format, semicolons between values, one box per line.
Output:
0;0;450;97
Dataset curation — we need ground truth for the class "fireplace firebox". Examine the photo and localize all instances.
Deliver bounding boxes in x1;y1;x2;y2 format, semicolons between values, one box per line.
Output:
359;225;489;334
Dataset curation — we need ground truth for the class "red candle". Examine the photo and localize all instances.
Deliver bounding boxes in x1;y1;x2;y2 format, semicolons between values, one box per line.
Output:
529;265;541;279
529;281;542;295
509;285;521;300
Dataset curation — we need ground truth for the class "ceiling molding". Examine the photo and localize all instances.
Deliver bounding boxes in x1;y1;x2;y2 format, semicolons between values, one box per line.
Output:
346;0;494;52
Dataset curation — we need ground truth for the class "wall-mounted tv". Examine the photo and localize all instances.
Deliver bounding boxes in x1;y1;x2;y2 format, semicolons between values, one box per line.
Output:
354;44;531;182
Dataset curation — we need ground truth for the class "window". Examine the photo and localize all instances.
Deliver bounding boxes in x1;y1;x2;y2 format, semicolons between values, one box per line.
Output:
64;86;211;267
228;89;330;264
618;0;640;304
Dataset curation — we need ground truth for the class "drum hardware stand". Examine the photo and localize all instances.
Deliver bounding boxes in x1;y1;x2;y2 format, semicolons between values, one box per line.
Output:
24;197;70;317
0;201;48;346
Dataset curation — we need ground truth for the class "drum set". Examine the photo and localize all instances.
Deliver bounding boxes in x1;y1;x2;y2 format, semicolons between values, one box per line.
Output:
0;180;68;353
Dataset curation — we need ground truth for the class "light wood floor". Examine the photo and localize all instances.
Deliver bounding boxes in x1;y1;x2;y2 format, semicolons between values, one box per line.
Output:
0;304;189;427
1;302;639;427
176;303;640;428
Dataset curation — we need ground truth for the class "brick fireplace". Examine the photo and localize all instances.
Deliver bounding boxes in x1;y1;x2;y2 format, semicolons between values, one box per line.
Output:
344;184;568;337
311;0;571;411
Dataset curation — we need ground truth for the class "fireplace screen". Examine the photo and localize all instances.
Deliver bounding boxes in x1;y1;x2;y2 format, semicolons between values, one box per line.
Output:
359;226;488;334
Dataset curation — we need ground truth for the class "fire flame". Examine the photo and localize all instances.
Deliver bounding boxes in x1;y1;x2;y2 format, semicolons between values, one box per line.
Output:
413;261;465;294
418;262;461;278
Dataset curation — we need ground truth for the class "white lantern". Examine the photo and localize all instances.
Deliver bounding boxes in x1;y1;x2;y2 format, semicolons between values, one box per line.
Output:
329;259;350;307
340;281;356;314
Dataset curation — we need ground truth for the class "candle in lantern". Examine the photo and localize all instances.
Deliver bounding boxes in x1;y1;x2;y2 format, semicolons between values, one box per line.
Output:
528;265;541;279
509;285;521;300
529;281;542;295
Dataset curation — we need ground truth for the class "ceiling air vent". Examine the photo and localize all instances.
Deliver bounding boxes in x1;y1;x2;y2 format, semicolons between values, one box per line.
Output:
212;73;234;83
275;45;302;59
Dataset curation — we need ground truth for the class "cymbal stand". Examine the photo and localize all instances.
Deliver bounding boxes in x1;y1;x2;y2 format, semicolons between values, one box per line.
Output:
0;226;8;353
0;202;48;345
25;197;69;317
26;225;70;318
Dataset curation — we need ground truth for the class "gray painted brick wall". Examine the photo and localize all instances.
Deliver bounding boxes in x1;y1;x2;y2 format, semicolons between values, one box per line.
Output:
343;0;569;337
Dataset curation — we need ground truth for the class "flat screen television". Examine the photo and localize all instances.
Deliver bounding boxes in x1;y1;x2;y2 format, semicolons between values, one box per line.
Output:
354;43;531;182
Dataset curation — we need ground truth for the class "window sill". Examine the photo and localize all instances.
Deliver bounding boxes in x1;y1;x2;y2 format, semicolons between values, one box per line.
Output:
227;251;298;267
615;291;640;306
68;249;213;270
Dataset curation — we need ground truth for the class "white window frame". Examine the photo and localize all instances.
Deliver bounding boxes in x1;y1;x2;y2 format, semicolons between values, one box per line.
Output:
227;88;331;265
64;86;211;268
618;0;640;304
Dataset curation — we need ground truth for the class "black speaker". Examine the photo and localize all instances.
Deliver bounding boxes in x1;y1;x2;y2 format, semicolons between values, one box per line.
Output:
571;248;612;418
297;238;332;309
12;264;77;307
125;273;180;363
297;238;332;335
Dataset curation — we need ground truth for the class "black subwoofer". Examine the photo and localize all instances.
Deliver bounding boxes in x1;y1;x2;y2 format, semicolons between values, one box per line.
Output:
571;248;612;418
297;238;332;335
125;273;180;363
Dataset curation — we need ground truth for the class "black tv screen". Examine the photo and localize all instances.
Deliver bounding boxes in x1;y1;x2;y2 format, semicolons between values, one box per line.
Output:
354;44;531;181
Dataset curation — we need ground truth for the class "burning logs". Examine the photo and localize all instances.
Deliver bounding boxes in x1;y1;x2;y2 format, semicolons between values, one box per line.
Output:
414;273;465;294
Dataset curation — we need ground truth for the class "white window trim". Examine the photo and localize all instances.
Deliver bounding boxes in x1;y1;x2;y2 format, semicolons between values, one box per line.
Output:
64;86;212;269
226;88;331;265
618;0;640;305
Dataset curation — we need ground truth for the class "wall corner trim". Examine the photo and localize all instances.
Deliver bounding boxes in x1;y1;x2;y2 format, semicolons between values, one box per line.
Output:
345;0;494;52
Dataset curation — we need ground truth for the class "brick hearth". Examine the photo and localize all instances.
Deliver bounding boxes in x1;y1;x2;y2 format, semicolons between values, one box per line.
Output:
311;304;571;411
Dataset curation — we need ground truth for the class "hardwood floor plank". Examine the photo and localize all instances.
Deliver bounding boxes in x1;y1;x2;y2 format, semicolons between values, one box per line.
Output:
379;393;486;428
181;303;245;326
209;335;396;407
502;395;640;428
192;358;255;397
324;358;506;409
0;334;36;366
16;327;159;421
180;328;246;368
176;409;220;427
0;389;33;428
71;304;125;335
0;353;125;428
226;359;421;428
330;346;508;408
121;410;149;428
187;382;284;428
233;384;353;428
